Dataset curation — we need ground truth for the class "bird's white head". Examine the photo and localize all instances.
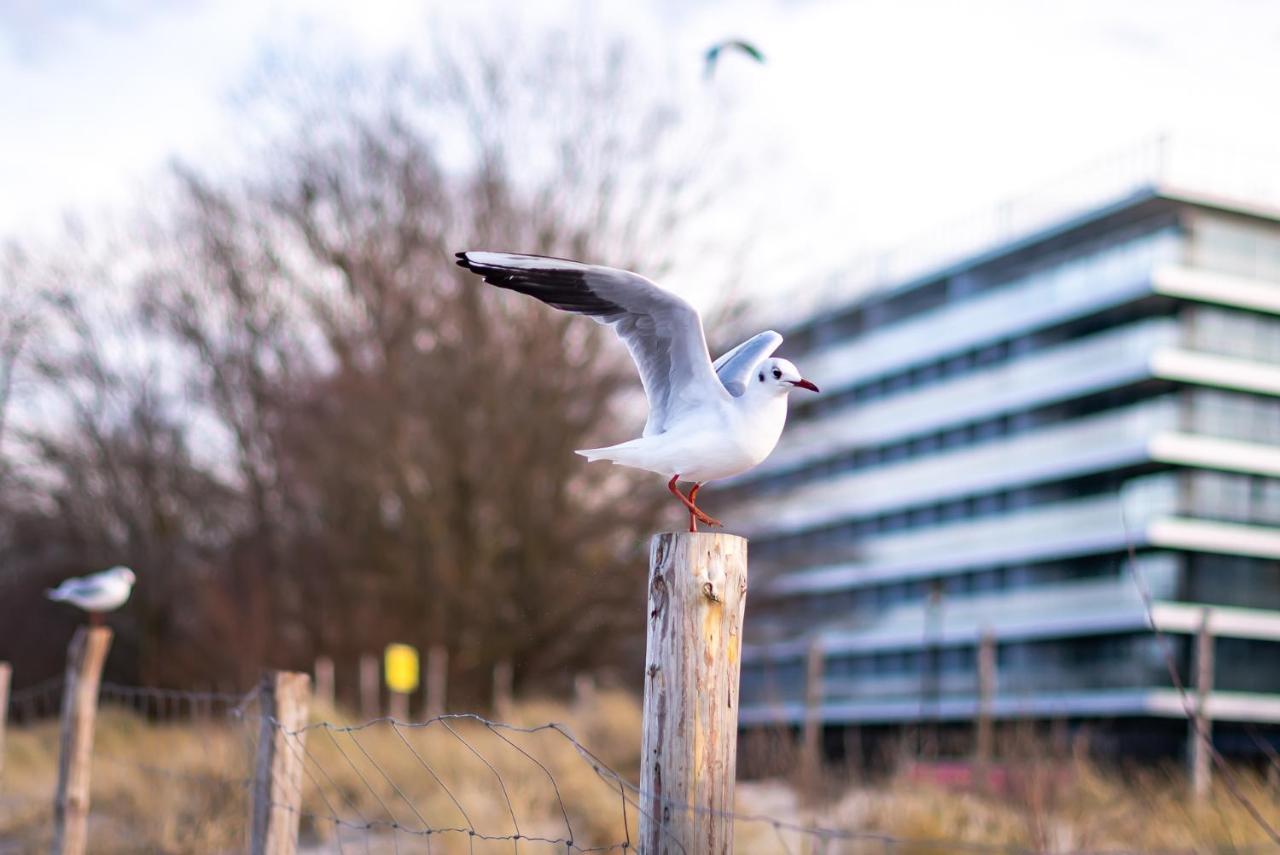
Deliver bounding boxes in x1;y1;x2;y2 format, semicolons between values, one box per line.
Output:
111;566;136;586
751;358;819;397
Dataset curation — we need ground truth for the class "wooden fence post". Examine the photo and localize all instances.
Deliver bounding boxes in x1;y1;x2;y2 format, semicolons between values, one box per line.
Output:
492;660;513;721
314;656;335;710
52;627;113;855
388;690;409;722
800;638;825;802
975;628;996;777
0;662;10;784
573;672;597;712
640;532;748;855
359;654;379;720
425;645;447;719
919;581;944;760
1190;607;1214;800
250;670;312;855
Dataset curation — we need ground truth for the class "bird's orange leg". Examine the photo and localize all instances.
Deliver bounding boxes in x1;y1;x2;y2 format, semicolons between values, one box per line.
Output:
667;476;722;532
89;611;103;628
668;475;699;532
688;483;722;529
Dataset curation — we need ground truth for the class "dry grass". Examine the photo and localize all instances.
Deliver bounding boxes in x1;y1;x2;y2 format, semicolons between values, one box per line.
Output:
0;692;645;854
734;753;1280;853
3;692;1279;853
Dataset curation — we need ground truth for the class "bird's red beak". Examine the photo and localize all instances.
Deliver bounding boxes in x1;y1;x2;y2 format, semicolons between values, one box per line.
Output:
791;378;820;393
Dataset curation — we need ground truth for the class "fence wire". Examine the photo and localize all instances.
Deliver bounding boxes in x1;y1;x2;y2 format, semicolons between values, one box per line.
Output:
4;675;1280;852
1;679;257;853
246;710;636;853
6;674;64;722
250;708;1280;855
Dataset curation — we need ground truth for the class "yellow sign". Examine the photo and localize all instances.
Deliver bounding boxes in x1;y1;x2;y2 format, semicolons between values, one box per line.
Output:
384;643;420;694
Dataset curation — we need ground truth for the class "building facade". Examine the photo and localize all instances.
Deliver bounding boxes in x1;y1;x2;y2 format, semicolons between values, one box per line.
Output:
725;149;1280;759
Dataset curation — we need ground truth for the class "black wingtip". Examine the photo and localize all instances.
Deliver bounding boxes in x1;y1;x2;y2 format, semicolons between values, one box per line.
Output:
454;250;472;269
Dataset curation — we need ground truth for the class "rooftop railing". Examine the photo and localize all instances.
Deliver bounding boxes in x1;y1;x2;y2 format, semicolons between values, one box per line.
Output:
783;135;1280;324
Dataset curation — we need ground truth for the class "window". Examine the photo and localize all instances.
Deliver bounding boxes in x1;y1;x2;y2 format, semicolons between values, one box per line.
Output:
1185;306;1280;365
1192;215;1280;280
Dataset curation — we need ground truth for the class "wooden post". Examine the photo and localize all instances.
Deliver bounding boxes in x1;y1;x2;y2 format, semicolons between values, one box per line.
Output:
314;656;335;710
573;672;597;712
975;628;996;774
919;581;944;760
250;670;312;855
492;660;514;721
425;645;447;718
800;637;824;802
0;662;10;784
388;690;409;722
639;532;748;855
52;627;113;855
1190;607;1214;800
359;654;379;720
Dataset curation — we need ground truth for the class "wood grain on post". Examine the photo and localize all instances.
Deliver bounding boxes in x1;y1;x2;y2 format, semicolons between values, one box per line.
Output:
52;627;113;855
425;645;447;719
250;670;312;855
640;532;748;855
0;662;10;783
359;654;379;720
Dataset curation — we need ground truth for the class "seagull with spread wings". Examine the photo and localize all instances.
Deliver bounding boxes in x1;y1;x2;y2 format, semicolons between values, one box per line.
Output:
456;252;818;531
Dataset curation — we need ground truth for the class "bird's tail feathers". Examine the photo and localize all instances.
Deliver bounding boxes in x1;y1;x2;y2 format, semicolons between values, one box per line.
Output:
46;588;65;601
575;447;618;464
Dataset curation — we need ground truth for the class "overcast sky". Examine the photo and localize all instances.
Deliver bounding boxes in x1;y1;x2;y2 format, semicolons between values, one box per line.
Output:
3;0;1279;289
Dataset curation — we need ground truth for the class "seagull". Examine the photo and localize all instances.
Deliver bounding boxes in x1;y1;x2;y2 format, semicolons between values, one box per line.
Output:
455;252;818;532
46;566;136;625
704;39;766;78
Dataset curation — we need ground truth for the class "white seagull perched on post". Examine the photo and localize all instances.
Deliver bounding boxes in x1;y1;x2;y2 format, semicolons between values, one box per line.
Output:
455;252;819;531
46;566;136;625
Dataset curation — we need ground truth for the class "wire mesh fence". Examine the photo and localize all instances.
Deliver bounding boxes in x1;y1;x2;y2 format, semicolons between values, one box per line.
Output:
258;712;634;852
3;675;1280;853
247;705;1280;855
1;676;258;853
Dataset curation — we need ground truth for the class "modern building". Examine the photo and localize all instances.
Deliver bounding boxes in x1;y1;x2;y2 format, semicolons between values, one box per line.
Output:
723;139;1280;761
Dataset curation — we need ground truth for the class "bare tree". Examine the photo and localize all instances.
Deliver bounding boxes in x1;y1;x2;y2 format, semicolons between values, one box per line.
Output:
0;244;43;474
0;28;747;700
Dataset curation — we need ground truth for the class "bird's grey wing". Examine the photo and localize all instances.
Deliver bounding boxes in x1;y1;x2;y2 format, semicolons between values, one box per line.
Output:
65;579;106;599
456;252;729;435
713;330;783;397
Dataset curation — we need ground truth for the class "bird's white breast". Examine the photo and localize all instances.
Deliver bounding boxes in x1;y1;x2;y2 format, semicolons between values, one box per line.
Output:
675;392;788;483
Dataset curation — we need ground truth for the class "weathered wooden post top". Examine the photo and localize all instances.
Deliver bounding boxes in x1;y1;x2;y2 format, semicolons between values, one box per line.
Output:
639;531;748;855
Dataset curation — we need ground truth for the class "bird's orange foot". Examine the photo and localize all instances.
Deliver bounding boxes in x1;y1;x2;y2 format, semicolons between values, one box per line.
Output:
673;476;723;531
693;508;722;527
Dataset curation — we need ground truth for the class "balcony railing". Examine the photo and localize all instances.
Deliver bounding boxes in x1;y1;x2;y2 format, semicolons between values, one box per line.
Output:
738;316;1177;483
736;397;1177;536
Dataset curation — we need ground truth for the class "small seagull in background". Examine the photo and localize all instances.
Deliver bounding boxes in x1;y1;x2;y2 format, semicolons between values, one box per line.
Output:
46;566;136;626
455;252;818;532
704;38;765;78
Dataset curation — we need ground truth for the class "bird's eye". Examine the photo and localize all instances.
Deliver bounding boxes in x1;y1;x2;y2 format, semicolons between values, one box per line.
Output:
772;367;783;380
758;372;765;382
